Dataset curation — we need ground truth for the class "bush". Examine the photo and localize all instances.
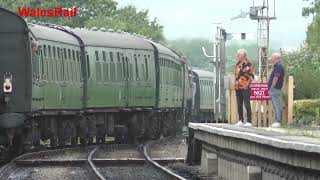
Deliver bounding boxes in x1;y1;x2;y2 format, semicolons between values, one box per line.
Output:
282;47;320;100
294;99;320;125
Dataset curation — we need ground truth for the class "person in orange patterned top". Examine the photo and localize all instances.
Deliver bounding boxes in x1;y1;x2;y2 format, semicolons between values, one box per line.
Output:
234;49;254;127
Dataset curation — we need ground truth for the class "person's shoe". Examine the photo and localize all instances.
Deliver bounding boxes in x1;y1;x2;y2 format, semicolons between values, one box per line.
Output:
270;122;281;128
235;121;244;126
243;122;252;127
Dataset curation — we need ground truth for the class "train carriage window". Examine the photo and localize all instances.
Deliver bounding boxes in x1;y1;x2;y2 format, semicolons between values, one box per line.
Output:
57;47;61;59
102;51;107;62
32;45;40;78
76;51;80;62
72;51;75;81
68;49;71;60
39;47;44;79
95;51;99;61
52;47;56;59
144;56;149;81
117;52;121;62
122;54;125;61
68;49;73;82
134;55;139;81
43;45;47;57
141;61;145;82
86;54;90;78
63;48;68;81
110;52;114;62
122;58;126;80
129;61;133;81
48;45;52;58
60;48;64;81
63;48;67;60
47;46;53;81
36;45;41;56
72;50;76;61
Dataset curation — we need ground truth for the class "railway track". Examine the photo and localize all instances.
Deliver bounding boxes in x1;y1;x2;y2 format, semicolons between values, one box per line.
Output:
88;144;185;180
0;141;186;180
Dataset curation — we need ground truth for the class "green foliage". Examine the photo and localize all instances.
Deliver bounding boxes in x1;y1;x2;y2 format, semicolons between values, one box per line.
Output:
294;99;320;125
85;6;164;41
302;0;320;51
282;47;320;99
0;0;164;41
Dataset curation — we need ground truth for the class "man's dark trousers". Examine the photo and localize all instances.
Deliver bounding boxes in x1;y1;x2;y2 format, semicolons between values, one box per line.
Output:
236;89;252;123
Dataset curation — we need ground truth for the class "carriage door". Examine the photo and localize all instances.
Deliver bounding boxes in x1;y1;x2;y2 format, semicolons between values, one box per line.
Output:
122;54;130;107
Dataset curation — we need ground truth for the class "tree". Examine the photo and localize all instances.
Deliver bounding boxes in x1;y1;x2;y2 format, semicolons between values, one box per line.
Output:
85;6;164;41
0;0;164;41
302;0;320;51
168;39;214;71
282;47;320;99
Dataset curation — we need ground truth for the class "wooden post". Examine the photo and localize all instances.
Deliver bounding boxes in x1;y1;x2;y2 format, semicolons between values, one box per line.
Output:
267;100;274;126
262;77;267;127
287;76;294;124
226;89;231;124
252;101;257;127
231;90;238;124
229;75;238;124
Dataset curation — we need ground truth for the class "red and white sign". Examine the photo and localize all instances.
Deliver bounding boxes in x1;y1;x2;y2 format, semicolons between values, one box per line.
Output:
250;83;271;100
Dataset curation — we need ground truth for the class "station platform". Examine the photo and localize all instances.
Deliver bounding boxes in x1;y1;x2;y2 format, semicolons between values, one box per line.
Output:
187;123;320;180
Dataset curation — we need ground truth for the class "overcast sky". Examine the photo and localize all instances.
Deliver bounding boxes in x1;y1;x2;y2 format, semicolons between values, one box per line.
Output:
116;0;312;49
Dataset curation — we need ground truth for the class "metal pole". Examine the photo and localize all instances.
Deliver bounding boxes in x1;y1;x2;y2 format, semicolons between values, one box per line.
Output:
215;27;220;123
219;29;227;122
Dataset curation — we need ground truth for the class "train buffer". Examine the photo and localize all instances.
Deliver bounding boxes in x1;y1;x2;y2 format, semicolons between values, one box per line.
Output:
187;123;320;180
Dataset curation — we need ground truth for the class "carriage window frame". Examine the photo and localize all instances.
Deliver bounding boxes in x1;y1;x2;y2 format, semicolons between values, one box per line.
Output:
63;48;67;60
110;52;114;62
134;55;139;80
117;52;121;62
95;51;99;61
72;50;76;61
43;45;47;57
52;46;56;59
57;47;61;59
48;45;52;58
102;51;107;62
145;56;149;80
68;49;71;61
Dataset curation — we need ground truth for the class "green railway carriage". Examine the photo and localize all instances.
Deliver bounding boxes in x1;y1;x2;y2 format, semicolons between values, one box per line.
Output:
73;29;156;109
189;69;215;122
0;7;210;157
152;42;185;109
29;24;83;111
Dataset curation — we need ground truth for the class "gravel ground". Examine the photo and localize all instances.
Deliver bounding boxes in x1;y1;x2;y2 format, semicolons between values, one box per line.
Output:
149;136;187;159
25;148;92;160
94;145;142;159
167;163;223;180
6;166;90;180
97;164;170;180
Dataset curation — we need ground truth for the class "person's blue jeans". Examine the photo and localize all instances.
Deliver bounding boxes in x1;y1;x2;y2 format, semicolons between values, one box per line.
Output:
269;88;282;123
